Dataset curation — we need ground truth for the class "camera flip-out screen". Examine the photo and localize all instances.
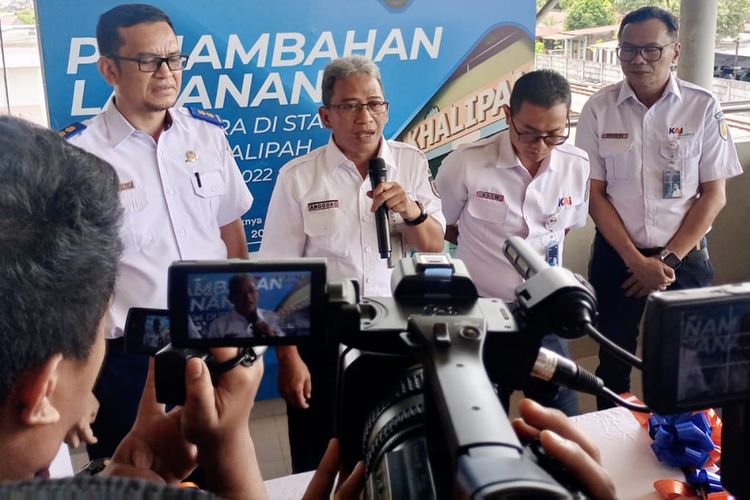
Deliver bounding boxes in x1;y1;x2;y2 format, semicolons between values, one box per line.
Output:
643;284;750;412
168;259;326;347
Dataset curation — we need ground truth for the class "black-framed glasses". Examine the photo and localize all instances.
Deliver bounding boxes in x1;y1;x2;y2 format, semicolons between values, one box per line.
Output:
509;115;570;146
327;100;389;115
616;42;676;62
110;54;189;72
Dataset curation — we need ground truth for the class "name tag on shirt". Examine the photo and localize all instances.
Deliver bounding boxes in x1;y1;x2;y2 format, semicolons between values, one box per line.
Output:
307;200;340;212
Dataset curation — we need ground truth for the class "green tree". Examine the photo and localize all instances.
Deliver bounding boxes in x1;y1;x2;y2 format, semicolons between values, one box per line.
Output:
613;0;679;14
564;0;616;30
535;40;546;53
15;8;35;25
716;0;750;39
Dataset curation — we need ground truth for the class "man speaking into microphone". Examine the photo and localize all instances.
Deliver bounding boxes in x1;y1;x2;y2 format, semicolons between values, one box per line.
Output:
260;55;444;472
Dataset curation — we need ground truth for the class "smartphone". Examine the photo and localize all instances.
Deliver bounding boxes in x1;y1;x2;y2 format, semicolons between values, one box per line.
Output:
124;307;171;356
168;259;327;348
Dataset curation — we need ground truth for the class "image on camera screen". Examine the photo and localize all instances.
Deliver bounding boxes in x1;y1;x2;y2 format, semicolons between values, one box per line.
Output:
677;302;750;403
143;314;171;351
185;270;312;340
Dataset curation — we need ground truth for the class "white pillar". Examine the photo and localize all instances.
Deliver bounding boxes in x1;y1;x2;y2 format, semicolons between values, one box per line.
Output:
677;0;718;90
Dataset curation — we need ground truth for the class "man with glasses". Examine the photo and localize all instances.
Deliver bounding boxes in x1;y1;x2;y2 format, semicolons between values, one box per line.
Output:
435;69;588;416
575;6;742;409
259;55;445;471
63;3;253;458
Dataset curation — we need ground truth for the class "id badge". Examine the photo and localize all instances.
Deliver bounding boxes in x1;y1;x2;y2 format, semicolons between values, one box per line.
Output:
545;241;560;267
663;169;682;199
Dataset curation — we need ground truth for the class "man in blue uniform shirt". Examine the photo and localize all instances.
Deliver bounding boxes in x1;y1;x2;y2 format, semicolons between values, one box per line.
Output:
64;3;253;458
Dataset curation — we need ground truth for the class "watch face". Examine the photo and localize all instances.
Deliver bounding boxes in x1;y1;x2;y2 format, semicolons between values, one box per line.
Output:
664;253;682;269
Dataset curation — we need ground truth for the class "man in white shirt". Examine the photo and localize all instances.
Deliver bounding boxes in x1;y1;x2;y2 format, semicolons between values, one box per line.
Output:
436;70;589;415
259;55;445;471
575;6;743;408
206;274;282;339
64;4;252;457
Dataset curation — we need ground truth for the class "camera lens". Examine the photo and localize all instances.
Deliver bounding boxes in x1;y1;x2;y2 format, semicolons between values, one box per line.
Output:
361;367;425;472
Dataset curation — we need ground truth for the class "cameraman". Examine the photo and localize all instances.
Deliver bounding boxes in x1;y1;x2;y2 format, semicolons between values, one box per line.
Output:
0;116;264;499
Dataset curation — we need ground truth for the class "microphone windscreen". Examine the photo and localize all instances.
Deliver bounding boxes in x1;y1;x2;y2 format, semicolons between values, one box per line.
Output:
368;157;387;188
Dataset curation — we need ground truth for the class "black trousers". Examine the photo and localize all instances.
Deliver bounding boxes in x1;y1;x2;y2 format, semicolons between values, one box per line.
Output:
286;343;339;473
589;231;714;409
87;338;149;460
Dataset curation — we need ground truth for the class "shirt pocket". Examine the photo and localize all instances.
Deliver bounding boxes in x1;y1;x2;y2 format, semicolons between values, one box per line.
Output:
119;186;153;251
599;140;634;181
466;196;509;225
659;139;701;192
302;208;349;258
553;205;582;230
190;170;226;228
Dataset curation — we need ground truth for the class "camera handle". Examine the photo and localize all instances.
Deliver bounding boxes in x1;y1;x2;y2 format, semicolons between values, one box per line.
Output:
407;315;573;498
206;346;265;381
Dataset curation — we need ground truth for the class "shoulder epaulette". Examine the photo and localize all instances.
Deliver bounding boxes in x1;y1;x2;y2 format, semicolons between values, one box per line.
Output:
187;107;223;127
58;122;87;139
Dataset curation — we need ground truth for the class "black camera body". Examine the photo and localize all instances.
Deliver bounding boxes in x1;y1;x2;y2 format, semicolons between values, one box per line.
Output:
327;254;588;498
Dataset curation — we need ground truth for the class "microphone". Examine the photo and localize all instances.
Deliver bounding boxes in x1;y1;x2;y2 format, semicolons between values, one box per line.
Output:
504;235;550;280
531;347;603;395
368;157;391;260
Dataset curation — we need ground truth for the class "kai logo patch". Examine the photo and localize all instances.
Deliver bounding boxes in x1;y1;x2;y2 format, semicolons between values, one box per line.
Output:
558;195;573;208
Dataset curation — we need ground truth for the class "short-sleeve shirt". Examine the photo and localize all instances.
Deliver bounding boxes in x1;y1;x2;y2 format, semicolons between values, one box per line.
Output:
258;136;445;297
436;130;590;301
69;102;253;338
206;308;282;338
575;76;743;248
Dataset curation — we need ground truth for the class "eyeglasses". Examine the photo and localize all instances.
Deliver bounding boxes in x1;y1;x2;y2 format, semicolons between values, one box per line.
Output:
616;42;676;62
327;100;389;115
509;116;570;146
110;54;189;73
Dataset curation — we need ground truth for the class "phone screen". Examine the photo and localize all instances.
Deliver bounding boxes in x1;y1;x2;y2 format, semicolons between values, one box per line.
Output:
124;308;170;356
143;313;171;352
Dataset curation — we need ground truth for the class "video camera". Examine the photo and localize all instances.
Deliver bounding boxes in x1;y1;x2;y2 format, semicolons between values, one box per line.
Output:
641;283;750;498
122;238;601;497
122;236;750;498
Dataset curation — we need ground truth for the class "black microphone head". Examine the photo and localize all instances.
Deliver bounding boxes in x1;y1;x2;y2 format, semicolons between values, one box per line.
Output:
368;157;387;187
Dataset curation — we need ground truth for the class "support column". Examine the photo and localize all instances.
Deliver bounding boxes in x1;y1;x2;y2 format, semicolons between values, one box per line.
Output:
677;0;718;90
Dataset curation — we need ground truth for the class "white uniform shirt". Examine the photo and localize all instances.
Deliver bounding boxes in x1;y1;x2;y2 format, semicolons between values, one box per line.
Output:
436;130;589;301
576;76;743;248
259;136;445;297
207;308;281;338
69;103;253;338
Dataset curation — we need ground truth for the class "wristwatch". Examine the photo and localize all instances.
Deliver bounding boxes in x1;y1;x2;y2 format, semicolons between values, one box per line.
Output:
659;248;682;270
404;200;428;226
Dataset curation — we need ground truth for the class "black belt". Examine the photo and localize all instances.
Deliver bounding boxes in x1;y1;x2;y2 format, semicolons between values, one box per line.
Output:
638;237;709;265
